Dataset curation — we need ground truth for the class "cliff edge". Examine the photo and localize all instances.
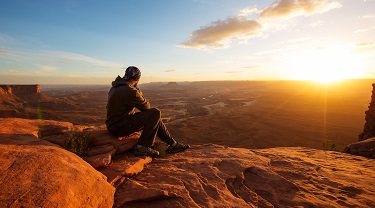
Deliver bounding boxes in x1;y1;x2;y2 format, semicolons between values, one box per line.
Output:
358;83;375;141
1;118;375;207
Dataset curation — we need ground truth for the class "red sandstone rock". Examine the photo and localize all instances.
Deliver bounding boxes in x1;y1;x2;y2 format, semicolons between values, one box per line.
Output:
113;144;375;208
344;137;375;158
0;118;140;170
88;126;139;155
0;118;73;138
2;118;375;207
83;149;116;169
0;84;40;95
100;153;152;185
0;133;115;207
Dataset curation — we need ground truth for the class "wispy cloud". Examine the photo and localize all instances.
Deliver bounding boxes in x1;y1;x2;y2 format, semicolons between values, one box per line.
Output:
361;14;375;19
226;70;242;73
0;47;123;68
164;69;176;72
0;47;9;54
37;65;58;72
49;51;123;68
354;42;375;54
243;65;260;69
356;42;375;47
237;7;260;17
0;33;15;43
310;20;324;27
260;0;342;20
179;17;262;49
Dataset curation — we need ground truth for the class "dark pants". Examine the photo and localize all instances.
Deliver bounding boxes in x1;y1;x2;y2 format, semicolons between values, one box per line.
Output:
112;108;175;147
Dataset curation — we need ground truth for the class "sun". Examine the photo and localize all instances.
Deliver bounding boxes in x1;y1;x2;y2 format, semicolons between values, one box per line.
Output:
284;47;365;83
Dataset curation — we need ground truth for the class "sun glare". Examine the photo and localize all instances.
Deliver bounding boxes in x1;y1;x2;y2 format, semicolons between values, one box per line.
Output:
285;48;364;83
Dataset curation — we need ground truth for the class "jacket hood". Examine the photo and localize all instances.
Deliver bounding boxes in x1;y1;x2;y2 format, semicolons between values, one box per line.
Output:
112;76;129;87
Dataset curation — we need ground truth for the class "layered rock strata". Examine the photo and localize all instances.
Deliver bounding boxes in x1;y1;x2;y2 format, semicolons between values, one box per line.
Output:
0;85;40;95
0;118;141;170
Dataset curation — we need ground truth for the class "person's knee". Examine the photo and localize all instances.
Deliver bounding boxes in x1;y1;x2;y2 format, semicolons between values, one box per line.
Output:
149;108;161;119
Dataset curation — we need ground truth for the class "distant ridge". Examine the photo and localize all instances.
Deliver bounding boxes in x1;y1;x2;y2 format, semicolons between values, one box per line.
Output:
0;85;40;96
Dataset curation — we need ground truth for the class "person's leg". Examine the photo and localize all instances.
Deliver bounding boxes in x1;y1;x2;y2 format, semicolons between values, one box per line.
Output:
113;108;189;155
112;108;160;147
156;120;176;145
132;108;160;147
153;109;189;153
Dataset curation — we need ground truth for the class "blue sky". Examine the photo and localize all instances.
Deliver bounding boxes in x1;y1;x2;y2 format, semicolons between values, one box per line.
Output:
0;0;374;84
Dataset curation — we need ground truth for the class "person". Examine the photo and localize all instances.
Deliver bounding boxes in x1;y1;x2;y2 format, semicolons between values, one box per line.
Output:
106;66;190;157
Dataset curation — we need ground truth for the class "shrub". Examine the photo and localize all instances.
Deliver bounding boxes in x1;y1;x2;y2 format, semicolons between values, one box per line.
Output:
64;130;92;156
322;139;345;152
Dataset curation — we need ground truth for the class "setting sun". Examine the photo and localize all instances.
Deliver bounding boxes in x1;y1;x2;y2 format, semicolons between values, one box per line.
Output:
285;47;365;83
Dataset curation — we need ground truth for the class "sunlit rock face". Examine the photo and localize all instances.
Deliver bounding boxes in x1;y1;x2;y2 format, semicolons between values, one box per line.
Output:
0;129;115;208
359;83;375;141
0;85;41;95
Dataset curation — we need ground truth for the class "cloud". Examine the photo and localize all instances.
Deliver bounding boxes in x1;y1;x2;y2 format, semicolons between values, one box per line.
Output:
37;65;58;72
356;42;375;47
0;47;9;54
226;70;242;73
0;33;15;43
361;14;375;19
0;47;123;68
180;0;341;50
237;7;260;17
310;20;324;27
164;69;176;72
353;42;375;54
260;0;342;20
243;65;260;69
179;17;262;49
49;51;123;68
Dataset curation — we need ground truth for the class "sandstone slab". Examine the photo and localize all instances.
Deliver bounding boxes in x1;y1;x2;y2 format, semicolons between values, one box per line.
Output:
114;144;375;208
88;126;140;155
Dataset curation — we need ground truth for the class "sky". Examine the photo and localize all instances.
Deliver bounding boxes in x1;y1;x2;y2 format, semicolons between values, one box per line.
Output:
0;0;374;84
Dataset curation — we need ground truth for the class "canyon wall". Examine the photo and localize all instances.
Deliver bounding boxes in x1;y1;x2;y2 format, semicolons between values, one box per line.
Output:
0;85;40;96
358;83;375;141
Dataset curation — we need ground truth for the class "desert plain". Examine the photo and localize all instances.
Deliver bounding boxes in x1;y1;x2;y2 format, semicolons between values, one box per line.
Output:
1;79;373;150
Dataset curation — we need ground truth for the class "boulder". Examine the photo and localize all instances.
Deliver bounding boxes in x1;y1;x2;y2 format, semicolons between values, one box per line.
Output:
0;133;115;207
344;137;375;158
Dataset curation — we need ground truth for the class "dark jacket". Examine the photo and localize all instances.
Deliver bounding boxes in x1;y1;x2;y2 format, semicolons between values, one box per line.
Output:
106;76;150;132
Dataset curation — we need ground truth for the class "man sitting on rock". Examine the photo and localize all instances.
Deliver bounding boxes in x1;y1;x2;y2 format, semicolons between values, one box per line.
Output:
106;66;190;157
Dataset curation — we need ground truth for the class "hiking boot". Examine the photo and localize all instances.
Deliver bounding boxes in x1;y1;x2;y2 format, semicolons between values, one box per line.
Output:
133;145;160;157
167;142;190;153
